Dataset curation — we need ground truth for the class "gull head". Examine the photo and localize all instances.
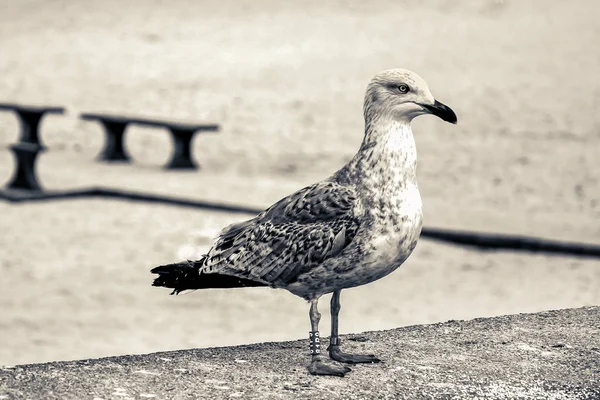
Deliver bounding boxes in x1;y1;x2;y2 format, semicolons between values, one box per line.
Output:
364;69;457;125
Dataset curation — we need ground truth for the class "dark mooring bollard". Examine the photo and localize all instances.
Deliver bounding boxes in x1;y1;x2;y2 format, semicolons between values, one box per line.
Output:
98;120;130;162
165;126;206;169
6;142;45;191
0;103;65;147
0;103;65;191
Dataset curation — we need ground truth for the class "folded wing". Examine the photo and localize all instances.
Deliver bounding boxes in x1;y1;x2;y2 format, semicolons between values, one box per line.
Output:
201;181;360;286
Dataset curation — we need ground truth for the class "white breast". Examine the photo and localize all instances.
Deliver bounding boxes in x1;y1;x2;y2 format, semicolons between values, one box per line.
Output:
362;183;423;278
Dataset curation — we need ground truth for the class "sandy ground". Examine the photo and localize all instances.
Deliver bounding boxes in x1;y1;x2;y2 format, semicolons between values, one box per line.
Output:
0;0;599;366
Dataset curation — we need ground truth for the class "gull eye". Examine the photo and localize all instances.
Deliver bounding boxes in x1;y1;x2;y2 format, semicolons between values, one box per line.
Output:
397;84;410;94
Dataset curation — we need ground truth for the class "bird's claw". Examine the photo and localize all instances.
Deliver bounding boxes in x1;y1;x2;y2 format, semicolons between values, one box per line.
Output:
328;345;381;364
307;359;352;377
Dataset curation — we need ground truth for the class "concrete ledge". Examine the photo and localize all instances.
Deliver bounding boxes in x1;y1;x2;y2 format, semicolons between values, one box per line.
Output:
1;307;599;399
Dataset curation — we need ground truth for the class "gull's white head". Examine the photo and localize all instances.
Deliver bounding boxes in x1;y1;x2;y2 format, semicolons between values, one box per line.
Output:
364;68;457;125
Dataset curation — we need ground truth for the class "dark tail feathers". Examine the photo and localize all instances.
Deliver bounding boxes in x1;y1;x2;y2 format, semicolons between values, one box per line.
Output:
151;257;267;295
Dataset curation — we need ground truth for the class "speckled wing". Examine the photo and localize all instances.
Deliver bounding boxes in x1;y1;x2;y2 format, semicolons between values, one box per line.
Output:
200;181;360;286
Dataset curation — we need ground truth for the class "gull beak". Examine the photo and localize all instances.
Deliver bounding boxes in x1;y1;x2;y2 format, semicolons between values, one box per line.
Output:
421;100;458;124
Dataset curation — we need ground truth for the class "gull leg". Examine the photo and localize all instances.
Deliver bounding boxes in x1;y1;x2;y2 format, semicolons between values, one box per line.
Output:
307;297;352;377
328;290;381;364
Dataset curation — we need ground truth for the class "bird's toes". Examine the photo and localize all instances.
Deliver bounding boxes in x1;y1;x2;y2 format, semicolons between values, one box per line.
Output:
329;347;381;364
358;354;381;364
307;360;352;377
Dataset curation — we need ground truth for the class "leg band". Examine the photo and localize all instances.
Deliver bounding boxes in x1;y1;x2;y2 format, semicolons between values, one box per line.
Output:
309;331;321;355
329;336;340;346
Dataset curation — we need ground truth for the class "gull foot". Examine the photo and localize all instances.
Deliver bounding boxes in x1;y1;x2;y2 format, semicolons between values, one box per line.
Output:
307;359;352;377
329;345;381;364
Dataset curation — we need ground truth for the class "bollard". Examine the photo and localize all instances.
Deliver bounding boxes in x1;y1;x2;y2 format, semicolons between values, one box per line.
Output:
0;103;65;191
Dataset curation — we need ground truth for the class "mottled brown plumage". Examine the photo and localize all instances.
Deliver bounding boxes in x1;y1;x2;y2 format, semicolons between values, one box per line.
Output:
151;68;457;377
202;181;359;292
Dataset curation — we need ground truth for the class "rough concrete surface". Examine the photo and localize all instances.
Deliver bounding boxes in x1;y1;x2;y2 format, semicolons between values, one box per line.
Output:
1;307;598;400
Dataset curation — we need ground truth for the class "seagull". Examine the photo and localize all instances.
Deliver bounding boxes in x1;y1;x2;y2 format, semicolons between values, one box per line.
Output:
151;68;457;377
